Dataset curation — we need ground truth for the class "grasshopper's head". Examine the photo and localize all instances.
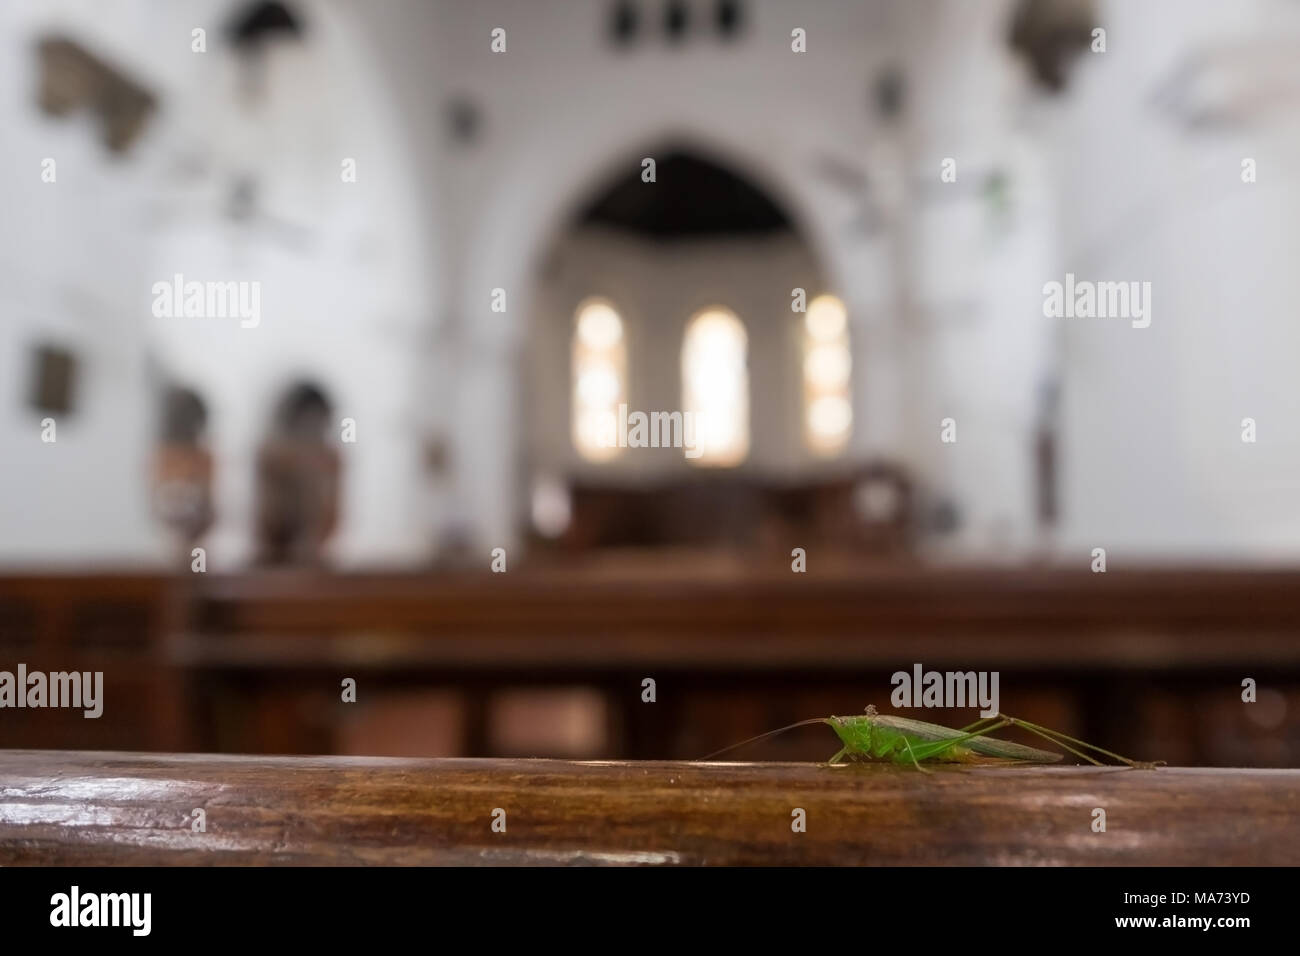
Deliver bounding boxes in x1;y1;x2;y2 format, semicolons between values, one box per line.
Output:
827;713;873;753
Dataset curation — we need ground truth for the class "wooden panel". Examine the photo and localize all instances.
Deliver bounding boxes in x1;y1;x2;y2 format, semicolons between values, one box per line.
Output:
181;565;1300;671
0;574;186;751
0;750;1295;865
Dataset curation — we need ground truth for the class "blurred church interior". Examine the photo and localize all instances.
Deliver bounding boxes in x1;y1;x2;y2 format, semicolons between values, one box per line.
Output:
3;0;1300;765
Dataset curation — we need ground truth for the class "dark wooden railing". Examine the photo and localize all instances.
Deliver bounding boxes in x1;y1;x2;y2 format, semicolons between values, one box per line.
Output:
0;750;1295;865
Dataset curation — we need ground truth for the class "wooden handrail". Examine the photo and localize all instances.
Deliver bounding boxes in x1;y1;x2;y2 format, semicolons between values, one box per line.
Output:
1;750;1295;865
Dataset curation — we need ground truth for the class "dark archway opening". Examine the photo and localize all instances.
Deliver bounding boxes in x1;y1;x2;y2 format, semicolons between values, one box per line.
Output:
577;151;794;241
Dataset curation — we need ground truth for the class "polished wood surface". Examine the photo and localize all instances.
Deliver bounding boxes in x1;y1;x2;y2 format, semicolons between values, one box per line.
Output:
1;750;1295;865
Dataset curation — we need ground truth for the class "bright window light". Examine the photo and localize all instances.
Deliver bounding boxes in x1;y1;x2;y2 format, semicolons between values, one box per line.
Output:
572;298;626;462
803;294;851;456
682;307;749;467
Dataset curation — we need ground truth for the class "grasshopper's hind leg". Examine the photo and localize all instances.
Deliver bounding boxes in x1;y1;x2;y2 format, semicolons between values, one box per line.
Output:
899;736;932;774
998;713;1163;769
902;719;1016;767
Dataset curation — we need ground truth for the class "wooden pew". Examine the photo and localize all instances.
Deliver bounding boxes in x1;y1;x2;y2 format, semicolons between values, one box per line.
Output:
0;574;186;751
0;750;1295;865
178;563;1300;764
4;566;1300;764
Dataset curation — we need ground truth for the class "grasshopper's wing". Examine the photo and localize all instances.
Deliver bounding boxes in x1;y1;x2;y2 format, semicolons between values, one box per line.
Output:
872;714;1062;762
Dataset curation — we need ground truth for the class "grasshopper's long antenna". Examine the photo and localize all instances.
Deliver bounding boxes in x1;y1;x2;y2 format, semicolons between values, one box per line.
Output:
698;718;829;760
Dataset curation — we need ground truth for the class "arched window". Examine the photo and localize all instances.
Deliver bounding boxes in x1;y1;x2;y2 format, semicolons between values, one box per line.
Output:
682;307;749;467
572;298;627;462
803;294;852;456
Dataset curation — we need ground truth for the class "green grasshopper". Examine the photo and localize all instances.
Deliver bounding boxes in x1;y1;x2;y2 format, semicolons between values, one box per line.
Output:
703;705;1163;772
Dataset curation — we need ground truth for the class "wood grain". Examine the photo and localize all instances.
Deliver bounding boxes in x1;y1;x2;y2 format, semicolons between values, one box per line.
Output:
1;750;1295;865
